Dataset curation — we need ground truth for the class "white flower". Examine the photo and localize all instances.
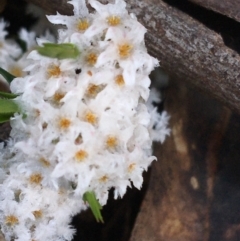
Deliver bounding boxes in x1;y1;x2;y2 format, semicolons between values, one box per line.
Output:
19;28;36;51
90;0;128;19
85;0;128;37
0;19;22;77
96;27;158;85
147;88;171;143
0;0;170;240
0;19;8;40
1;27;55;83
47;0;92;42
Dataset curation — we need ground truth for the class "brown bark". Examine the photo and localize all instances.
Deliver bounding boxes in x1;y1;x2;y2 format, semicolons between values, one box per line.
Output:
0;0;6;13
25;0;73;14
189;0;240;22
24;0;240;114
130;77;240;241
124;0;240;115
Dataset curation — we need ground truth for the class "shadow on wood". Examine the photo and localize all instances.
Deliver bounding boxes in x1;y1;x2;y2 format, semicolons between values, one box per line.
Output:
130;78;240;241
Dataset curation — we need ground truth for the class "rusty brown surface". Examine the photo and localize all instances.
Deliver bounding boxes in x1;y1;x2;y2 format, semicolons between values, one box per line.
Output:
189;0;240;22
130;78;240;241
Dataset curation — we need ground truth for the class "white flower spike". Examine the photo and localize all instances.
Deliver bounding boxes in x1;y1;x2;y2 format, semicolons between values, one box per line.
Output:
0;0;170;240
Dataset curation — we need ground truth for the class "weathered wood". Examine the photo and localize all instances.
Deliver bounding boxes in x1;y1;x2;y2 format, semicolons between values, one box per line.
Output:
0;0;6;13
125;0;240;115
189;0;240;22
25;0;73;14
130;78;240;241
24;0;240;114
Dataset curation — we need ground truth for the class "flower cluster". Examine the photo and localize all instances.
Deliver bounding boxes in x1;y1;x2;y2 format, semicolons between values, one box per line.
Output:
0;18;55;80
0;19;22;78
0;0;170;240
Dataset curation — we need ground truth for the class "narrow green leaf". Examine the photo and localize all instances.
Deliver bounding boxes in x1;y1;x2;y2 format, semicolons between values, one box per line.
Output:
37;43;80;60
0;99;19;114
0;113;13;123
0;91;18;99
0;67;16;84
17;38;27;52
83;191;104;223
0;99;20;123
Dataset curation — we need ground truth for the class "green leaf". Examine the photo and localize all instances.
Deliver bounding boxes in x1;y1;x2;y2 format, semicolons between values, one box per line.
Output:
0;91;18;99
83;191;104;223
0;99;20;123
37;43;80;60
0;99;19;114
17;38;27;53
0;113;13;123
0;67;16;84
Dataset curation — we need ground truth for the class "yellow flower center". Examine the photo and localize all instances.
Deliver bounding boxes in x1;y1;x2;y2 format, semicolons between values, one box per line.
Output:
86;84;100;98
128;163;136;173
59;118;71;130
107;15;121;26
29;173;43;184
118;44;133;58
84;111;97;125
115;74;125;86
106;136;118;149
47;65;61;78
53;92;65;102
39;157;50;167
5;215;18;226
77;19;89;31
86;53;98;65
9;66;23;77
99;175;108;182
32;210;43;219
75;150;88;162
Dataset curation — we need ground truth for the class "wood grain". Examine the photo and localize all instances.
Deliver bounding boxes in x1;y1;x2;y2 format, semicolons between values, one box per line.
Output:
130;77;240;241
189;0;240;22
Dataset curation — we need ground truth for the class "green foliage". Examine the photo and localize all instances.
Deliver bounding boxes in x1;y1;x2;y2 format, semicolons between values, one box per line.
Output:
17;38;27;53
0;91;18;99
83;191;104;223
0;67;16;84
37;43;80;60
0;99;19;123
0;113;14;124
